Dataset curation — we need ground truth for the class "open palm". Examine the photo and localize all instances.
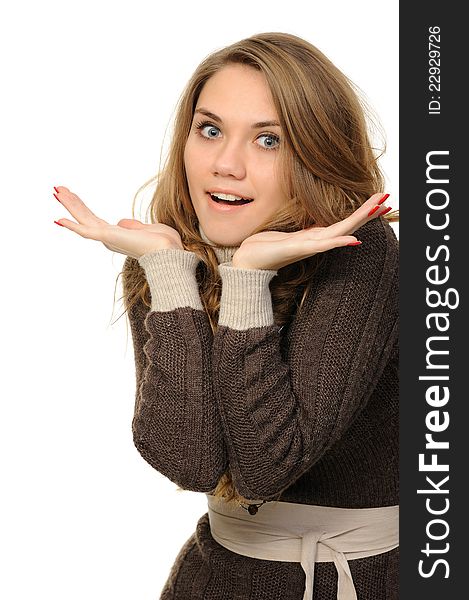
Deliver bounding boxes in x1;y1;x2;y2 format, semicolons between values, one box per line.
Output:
232;192;391;270
54;186;183;259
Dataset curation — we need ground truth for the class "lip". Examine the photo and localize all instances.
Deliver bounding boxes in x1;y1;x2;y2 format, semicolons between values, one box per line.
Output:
206;188;254;201
205;191;253;212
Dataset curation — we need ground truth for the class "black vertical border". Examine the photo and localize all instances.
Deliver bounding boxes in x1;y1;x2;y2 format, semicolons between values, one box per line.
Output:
400;2;466;597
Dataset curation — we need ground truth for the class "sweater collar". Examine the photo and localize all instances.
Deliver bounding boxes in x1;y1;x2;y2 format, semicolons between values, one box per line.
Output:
199;226;239;265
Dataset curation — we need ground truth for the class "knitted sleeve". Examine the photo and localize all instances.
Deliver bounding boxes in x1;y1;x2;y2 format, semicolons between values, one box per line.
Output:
123;250;227;492
212;218;399;500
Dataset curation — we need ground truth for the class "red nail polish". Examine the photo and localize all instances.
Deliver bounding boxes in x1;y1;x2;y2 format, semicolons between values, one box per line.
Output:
347;241;362;246
368;205;380;217
380;206;393;216
54;220;64;227
53;193;61;203
54;186;59;193
378;193;390;205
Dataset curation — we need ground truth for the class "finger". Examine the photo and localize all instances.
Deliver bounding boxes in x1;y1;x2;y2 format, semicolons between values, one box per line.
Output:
104;224;179;254
54;188;106;227
55;218;137;253
117;218;146;229
116;219;175;235
265;235;358;268
243;231;290;243
325;193;390;237
54;218;105;241
275;233;355;258
304;234;358;253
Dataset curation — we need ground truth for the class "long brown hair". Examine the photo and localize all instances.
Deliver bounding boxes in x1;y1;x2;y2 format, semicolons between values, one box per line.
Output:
121;32;397;504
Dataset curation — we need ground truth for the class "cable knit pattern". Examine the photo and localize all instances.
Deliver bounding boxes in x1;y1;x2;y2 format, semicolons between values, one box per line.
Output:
123;217;399;600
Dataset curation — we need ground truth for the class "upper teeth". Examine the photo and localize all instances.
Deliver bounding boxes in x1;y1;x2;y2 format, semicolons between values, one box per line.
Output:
211;193;250;202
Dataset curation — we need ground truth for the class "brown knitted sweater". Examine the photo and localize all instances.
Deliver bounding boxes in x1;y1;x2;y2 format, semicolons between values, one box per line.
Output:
123;218;399;599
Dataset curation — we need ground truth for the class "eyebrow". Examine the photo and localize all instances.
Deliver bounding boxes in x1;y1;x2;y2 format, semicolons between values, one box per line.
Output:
194;107;280;129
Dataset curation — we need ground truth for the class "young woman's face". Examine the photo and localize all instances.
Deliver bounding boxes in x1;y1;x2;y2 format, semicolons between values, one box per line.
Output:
184;64;290;246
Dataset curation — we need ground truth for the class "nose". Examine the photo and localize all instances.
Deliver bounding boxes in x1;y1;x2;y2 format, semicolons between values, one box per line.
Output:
211;139;246;179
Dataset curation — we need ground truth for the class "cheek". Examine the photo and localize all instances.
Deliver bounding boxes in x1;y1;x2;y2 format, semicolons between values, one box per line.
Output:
257;156;281;190
184;142;206;186
269;161;289;208
262;170;287;206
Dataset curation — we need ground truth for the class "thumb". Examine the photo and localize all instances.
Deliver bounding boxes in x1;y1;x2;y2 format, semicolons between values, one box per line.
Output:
117;218;145;229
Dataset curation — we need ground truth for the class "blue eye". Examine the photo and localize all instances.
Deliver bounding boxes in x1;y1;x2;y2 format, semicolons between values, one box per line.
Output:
257;134;280;150
198;123;221;139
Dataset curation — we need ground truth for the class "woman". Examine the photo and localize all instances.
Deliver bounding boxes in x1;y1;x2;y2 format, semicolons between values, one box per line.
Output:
54;32;398;600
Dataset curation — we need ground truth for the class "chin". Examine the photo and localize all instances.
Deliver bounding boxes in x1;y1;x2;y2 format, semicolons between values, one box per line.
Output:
211;233;246;247
202;225;251;247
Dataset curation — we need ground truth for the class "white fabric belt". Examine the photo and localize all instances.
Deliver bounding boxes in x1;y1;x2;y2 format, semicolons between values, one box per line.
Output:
207;494;399;600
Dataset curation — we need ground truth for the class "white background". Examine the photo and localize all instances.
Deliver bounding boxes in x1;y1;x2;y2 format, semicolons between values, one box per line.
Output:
0;1;398;598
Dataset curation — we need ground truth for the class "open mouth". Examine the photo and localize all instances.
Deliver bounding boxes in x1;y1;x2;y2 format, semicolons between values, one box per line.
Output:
208;192;254;206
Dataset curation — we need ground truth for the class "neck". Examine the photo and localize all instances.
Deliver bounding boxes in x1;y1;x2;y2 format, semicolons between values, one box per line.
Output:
199;226;239;264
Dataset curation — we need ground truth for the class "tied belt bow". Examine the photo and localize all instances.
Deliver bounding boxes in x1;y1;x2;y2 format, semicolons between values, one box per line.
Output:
207;495;399;600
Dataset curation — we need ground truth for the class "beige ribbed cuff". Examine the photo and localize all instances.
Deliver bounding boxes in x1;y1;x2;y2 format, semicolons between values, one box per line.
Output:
138;249;203;312
218;264;277;330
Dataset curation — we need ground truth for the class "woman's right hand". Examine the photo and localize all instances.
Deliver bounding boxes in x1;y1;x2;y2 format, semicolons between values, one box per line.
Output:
53;186;183;259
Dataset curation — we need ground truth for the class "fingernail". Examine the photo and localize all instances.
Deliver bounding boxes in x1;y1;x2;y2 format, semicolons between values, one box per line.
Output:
53;193;61;203
347;241;362;246
368;205;380;217
54;186;59;193
54;220;64;227
379;206;393;216
378;193;390;205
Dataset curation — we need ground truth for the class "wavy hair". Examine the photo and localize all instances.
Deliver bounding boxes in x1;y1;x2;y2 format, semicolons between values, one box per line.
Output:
121;32;397;505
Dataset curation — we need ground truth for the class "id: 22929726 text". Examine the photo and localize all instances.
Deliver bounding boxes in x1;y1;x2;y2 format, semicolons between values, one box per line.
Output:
428;26;441;115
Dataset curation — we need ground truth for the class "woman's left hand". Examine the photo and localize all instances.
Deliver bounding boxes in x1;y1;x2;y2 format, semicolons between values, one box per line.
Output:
231;192;391;270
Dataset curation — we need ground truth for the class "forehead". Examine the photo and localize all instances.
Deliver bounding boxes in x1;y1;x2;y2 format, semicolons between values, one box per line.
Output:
196;64;278;122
